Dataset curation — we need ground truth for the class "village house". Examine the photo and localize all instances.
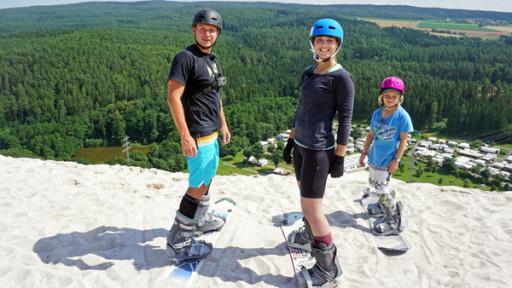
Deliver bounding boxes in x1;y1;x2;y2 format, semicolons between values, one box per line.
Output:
455;148;482;159
457;142;471;149
480;146;500;154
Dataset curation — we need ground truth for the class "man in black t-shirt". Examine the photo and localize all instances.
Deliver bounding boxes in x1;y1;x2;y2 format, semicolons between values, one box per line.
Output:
165;9;231;264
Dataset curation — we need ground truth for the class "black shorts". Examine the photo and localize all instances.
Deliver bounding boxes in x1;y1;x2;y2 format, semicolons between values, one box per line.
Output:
293;144;334;199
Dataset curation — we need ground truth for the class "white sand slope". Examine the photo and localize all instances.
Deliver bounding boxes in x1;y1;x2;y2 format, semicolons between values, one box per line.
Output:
0;154;511;288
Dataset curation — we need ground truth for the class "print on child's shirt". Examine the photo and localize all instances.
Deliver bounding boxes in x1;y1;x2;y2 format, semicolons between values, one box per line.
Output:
374;122;396;142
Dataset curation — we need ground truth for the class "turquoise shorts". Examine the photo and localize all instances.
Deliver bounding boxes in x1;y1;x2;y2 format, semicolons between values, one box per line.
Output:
186;132;220;188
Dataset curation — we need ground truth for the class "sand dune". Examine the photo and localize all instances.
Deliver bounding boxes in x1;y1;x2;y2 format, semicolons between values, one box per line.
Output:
0;155;510;287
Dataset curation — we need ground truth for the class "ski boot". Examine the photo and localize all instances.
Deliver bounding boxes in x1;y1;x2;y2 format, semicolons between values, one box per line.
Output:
288;217;314;251
195;195;225;235
300;243;343;288
366;189;396;217
372;193;405;236
166;211;213;264
362;187;380;214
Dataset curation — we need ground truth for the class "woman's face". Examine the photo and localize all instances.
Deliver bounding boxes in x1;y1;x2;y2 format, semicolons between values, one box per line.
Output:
381;90;402;108
313;36;339;60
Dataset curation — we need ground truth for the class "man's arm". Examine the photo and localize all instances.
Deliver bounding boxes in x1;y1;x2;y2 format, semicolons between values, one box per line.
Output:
167;80;197;156
219;100;231;144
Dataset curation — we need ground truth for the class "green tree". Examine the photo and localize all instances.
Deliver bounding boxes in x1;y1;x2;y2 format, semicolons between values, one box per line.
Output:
111;111;126;146
148;140;185;171
252;143;263;161
415;167;423;178
1;2;512;164
243;149;252;162
0;129;20;149
350;126;364;141
271;148;281;168
442;158;457;174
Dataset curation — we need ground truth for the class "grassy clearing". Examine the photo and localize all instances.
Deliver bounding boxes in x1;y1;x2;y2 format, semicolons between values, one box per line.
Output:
74;145;149;163
359;17;422;29
393;156;491;191
417;21;495;32
75;146;293;176
496;144;512;150
217;161;256;176
73;140;506;191
360;17;507;39
218;151;293;176
486;25;512;33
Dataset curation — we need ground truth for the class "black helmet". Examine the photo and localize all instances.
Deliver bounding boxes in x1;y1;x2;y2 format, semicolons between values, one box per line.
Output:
192;9;223;31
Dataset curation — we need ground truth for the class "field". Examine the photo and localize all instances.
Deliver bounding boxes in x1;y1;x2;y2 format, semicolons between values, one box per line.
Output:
359;17;426;30
74;145;149;164
361;17;511;39
393;156;492;191
218;151;294;176
417;21;494;31
489;25;512;33
75;147;292;176
73;143;505;191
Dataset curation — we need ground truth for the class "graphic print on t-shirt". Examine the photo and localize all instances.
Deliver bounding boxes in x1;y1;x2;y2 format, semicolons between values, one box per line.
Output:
375;122;396;142
206;61;219;79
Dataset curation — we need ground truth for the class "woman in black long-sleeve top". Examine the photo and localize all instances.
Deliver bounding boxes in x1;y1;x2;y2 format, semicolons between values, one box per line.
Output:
283;18;354;287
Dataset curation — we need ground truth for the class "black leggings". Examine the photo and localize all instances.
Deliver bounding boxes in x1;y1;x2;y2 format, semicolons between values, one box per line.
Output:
293;144;334;199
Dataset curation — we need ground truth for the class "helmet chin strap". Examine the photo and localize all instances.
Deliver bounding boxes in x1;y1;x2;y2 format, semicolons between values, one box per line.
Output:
194;32;218;51
195;41;215;50
310;41;342;63
384;97;403;109
384;103;399;109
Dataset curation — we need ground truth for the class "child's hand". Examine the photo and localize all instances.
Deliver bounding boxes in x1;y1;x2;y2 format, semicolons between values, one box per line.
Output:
358;152;367;167
388;159;399;174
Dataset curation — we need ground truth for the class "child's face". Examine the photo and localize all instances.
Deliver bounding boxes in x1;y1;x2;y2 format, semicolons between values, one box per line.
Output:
381;90;402;107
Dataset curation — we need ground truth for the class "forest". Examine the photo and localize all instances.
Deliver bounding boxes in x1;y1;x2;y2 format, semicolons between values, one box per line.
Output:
1;1;512;171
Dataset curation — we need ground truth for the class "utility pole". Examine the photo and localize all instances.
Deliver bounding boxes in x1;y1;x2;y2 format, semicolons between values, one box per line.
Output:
122;135;131;165
408;148;415;183
408;130;421;183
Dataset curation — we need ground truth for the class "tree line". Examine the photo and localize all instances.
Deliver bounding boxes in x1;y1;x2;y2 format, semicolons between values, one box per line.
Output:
0;2;511;171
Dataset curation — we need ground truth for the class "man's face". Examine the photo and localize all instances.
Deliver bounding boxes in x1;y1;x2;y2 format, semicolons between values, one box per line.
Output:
193;23;219;49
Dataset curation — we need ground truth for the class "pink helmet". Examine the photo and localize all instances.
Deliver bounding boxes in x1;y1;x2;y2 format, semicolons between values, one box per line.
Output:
380;76;405;95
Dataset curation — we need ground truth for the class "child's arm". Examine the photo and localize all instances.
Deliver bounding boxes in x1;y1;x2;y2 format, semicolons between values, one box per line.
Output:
395;132;409;162
388;132;409;173
358;131;374;167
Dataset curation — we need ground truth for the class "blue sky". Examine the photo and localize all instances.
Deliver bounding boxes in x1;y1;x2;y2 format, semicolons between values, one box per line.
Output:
1;0;511;12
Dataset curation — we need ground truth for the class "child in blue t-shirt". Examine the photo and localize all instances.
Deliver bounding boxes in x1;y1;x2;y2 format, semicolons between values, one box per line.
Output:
358;76;413;236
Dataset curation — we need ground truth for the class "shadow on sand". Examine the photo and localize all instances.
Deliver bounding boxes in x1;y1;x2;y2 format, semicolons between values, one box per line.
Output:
33;225;294;286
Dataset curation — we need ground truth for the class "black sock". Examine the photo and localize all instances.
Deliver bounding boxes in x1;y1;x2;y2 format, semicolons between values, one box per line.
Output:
178;194;199;218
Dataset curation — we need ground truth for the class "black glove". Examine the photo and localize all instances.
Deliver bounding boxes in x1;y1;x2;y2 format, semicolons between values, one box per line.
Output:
330;155;345;178
283;138;294;164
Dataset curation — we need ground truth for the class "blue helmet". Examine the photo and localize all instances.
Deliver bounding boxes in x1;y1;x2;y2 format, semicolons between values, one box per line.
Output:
309;18;344;44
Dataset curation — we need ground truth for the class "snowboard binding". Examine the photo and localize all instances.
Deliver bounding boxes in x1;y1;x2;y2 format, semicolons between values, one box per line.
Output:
372;197;405;236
